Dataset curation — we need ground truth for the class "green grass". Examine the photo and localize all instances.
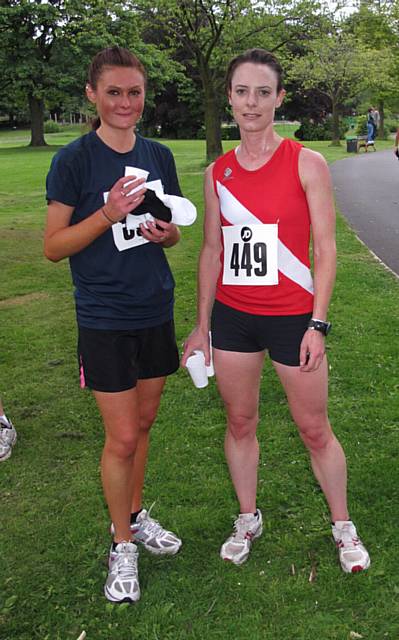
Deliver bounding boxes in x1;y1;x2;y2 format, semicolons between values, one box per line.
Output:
1;133;399;640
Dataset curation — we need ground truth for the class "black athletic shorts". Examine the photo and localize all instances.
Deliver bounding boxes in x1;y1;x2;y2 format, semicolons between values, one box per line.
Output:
78;320;179;392
211;300;312;366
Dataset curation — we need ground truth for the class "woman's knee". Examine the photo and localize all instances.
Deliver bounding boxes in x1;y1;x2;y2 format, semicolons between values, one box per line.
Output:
297;414;332;451
139;406;159;432
227;412;258;441
104;430;139;459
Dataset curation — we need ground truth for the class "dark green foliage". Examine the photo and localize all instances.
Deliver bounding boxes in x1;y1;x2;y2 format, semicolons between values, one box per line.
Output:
44;120;61;134
295;118;347;141
356;115;368;136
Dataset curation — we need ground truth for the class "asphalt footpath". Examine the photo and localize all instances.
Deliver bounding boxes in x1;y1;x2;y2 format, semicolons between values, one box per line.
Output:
330;148;399;276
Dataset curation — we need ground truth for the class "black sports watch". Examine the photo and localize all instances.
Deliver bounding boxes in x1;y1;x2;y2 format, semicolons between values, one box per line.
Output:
307;318;332;336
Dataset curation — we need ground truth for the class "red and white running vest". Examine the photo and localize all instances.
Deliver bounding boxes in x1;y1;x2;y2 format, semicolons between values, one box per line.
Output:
213;138;314;316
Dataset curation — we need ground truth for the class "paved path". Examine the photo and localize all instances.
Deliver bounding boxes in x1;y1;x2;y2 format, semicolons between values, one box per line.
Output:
330;149;399;276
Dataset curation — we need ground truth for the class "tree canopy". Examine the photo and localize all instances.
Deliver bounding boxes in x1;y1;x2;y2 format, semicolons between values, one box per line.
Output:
1;0;398;150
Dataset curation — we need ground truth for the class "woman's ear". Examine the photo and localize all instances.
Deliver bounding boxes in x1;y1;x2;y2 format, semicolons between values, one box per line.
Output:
86;84;96;105
276;88;286;109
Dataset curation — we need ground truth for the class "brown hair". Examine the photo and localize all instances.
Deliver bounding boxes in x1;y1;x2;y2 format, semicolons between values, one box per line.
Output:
87;46;147;130
225;49;284;95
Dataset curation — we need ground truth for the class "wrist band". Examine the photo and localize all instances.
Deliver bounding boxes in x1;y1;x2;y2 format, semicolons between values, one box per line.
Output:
101;207;116;224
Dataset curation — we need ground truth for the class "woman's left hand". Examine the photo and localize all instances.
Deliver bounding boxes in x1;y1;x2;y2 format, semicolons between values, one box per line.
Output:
139;219;180;247
299;329;326;372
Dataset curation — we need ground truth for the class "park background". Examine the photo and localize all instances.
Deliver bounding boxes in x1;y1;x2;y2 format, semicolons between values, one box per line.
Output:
1;1;399;639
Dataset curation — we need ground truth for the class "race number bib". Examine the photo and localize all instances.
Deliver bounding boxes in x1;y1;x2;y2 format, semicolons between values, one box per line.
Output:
222;224;278;285
103;191;150;252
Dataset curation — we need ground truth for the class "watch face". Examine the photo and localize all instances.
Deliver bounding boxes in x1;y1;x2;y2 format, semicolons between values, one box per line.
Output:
308;320;332;335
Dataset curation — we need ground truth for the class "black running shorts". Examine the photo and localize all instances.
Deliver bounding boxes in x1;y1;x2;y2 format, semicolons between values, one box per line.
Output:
211;300;312;366
78;320;179;392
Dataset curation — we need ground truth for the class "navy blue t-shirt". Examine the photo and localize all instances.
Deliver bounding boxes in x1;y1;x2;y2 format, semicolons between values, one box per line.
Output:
46;131;182;330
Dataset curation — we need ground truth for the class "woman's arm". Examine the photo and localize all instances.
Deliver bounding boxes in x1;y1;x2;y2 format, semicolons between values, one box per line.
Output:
181;163;222;366
44;176;146;262
298;147;336;372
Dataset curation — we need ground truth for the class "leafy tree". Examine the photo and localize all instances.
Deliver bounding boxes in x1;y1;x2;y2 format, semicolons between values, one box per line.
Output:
137;0;323;161
0;0;180;146
345;0;399;136
287;30;379;145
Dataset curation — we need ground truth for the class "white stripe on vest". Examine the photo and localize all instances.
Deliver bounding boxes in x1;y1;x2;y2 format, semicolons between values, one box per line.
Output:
216;181;314;294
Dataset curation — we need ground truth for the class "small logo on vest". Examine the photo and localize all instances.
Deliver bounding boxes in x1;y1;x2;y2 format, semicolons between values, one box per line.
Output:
224;167;232;179
241;227;252;241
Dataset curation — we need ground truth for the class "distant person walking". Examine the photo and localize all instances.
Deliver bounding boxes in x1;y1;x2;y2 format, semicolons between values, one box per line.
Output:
0;397;16;461
371;107;380;139
366;108;376;147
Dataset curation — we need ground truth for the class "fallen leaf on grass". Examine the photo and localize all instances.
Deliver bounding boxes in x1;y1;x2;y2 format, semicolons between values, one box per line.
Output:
349;632;363;639
205;598;217;615
290;564;296;576
308;565;317;583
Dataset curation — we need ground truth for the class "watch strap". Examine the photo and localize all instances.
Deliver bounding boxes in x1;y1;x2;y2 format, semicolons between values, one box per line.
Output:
307;318;332;336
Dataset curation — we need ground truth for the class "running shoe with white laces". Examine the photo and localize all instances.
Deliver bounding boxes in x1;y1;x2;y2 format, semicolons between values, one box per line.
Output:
220;509;263;565
0;417;17;462
110;503;182;555
104;541;140;603
332;520;370;573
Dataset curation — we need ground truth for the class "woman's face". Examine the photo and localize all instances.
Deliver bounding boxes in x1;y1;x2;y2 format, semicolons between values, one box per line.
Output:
228;62;285;134
86;65;145;132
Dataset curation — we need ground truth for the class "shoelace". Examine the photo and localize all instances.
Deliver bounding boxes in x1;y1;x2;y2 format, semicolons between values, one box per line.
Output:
231;515;255;542
336;526;360;549
138;502;164;536
114;544;138;578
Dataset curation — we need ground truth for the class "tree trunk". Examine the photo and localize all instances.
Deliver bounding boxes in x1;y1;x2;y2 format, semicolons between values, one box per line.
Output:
199;60;223;163
28;94;47;147
330;99;341;146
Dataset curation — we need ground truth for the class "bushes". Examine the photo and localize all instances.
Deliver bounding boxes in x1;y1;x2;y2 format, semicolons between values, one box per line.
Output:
196;124;240;140
295;118;347;141
44;120;61;133
356;116;367;137
221;124;240;140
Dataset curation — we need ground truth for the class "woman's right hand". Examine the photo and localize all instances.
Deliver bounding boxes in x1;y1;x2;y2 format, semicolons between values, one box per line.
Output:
103;175;147;223
181;327;210;367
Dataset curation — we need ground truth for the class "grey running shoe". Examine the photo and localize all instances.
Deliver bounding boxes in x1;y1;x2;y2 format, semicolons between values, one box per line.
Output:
220;509;263;565
0;417;17;462
104;542;140;603
332;520;370;573
111;503;182;555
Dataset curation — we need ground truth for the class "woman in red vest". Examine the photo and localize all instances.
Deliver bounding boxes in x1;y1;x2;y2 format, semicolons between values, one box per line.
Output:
183;48;370;574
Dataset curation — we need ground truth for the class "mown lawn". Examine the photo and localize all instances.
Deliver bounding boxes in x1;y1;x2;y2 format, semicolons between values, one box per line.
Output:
0;131;398;640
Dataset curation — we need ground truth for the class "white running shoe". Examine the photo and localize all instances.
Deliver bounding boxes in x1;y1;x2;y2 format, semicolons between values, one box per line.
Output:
104;542;140;603
332;520;370;573
0;417;17;462
220;509;263;565
132;505;182;555
110;503;182;555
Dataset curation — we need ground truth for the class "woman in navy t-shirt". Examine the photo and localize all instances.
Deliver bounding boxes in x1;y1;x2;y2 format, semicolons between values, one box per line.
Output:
45;46;183;604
